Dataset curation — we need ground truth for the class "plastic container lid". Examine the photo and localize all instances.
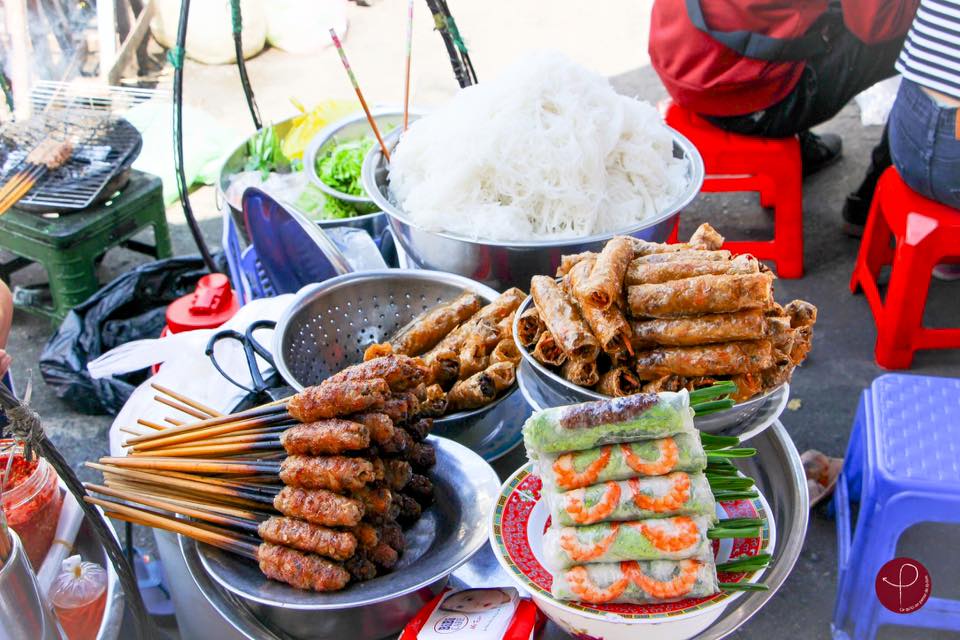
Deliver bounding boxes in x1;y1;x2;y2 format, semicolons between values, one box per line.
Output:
165;273;240;333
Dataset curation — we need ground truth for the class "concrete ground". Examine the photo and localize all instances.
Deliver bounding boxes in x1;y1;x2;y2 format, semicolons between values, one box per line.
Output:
5;2;960;638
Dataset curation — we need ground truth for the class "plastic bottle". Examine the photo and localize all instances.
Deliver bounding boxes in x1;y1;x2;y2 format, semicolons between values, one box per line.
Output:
50;555;108;640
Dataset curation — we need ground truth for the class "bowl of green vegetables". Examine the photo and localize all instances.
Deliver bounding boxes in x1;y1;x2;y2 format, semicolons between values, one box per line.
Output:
305;109;415;236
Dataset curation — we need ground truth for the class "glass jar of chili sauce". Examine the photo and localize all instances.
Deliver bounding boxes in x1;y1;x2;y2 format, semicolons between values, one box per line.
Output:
0;440;64;568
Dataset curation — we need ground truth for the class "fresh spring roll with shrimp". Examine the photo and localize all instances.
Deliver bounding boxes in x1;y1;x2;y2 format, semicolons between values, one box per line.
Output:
547;472;716;526
522;392;694;457
542;515;714;570
537;432;708;492
551;557;720;604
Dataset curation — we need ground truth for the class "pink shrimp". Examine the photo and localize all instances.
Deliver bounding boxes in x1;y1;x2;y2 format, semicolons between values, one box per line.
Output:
621;559;700;600
628;516;700;553
559;523;620;563
553;446;612;491
620;437;679;476
563;482;622;525
565;566;629;604
627;472;691;513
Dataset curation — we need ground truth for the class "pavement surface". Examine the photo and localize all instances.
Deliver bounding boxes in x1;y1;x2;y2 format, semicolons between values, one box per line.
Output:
4;3;960;638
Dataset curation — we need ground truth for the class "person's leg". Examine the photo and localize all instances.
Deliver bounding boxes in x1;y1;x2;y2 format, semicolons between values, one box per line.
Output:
842;125;891;235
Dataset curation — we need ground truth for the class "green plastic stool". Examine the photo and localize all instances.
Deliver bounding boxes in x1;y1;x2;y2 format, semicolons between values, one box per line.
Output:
0;170;172;322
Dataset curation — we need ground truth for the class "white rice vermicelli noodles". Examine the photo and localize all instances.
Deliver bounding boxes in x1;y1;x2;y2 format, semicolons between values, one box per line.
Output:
387;52;687;242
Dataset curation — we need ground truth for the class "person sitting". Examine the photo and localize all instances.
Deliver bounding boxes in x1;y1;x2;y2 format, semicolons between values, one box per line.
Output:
0;280;11;379
649;0;919;176
852;0;960;279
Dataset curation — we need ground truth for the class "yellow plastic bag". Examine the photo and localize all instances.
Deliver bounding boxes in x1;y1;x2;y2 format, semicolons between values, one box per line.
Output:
281;99;357;161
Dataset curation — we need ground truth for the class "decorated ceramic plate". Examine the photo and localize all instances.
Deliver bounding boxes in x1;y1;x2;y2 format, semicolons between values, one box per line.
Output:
489;463;776;624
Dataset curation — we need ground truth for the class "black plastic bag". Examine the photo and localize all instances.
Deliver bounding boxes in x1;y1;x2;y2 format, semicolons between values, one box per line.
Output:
39;255;219;415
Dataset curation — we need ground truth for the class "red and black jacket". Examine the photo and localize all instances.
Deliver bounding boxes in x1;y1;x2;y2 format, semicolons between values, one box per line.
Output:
649;0;919;116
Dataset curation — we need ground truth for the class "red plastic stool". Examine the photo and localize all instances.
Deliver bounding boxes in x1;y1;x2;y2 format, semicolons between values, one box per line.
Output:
849;167;960;369
664;102;804;277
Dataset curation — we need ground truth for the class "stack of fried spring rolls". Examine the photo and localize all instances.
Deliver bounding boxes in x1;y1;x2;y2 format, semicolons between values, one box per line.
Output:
520;223;817;402
260;355;440;590
363;288;526;412
522;392;722;605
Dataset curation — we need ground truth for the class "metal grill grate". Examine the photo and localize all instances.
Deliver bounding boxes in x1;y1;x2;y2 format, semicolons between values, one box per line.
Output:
0;82;168;211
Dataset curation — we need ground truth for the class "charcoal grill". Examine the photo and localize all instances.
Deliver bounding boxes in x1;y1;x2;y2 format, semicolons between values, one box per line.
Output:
0;81;158;212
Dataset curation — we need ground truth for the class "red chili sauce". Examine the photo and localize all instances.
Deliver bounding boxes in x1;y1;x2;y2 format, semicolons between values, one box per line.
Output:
1;450;63;568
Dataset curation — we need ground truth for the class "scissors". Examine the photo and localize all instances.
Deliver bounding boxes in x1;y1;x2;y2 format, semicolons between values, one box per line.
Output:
205;319;291;404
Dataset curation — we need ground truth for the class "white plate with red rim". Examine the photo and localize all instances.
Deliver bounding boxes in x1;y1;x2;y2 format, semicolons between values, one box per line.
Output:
489;464;776;640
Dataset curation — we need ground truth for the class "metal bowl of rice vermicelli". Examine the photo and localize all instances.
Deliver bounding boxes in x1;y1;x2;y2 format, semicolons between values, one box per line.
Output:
361;127;704;291
272;269;531;461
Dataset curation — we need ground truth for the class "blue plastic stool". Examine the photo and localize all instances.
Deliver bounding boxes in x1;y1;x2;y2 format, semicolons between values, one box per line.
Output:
832;374;960;639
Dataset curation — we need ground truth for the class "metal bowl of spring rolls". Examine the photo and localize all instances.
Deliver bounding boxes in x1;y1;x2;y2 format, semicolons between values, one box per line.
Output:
512;294;788;436
361;127;704;291
272;269;531;461
489;419;808;640
188;436;500;640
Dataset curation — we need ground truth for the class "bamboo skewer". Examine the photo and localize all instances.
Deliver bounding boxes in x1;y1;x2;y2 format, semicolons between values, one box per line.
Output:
85;483;263;533
88;463;277;507
102;476;274;512
137;419;167;431
127;413;293;452
151;383;223;418
137;469;281;492
329;28;391;162
126;404;289;446
403;0;414;131
132;440;282;459
155;395;210;420
164;418;183;426
100;456;280;475
99;476;272;520
87;496;258;560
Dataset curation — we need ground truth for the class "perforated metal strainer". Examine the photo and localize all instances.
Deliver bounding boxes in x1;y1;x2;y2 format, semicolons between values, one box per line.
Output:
272;270;531;460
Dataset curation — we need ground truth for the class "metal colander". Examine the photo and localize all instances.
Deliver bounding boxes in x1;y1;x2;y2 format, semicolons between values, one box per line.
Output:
271;270;532;460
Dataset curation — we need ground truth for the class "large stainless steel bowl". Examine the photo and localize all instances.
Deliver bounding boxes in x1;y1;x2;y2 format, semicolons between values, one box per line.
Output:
218;114;386;243
361;125;704;290
272;269;530;460
190;437;500;640
512;294;787;435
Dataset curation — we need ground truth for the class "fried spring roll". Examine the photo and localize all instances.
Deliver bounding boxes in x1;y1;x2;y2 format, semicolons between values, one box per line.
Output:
475;287;527;323
364;292;483;360
491;338;521;365
789;325;813;364
415;385;447;417
274;486;364;527
596;366;641;397
257;543;351;592
626;273;774;318
497;310;517;340
427;349;460;389
531;276;600;362
445;361;514;411
556;251;597;277
578;236;633;310
532;331;567;367
279;456;375;493
786;299;818;328
363;343;394;360
633;249;733;264
420;289;524;368
288;379;391;422
281;419;370;456
630;309;767;348
633;340;775;379
516;308;545;348
625;254;760;285
458;319;500;378
561;358;599;387
566;258;632;361
542;516;714;570
326;355;429;391
551;558;719;604
258;517;357;561
689;222;725;250
627;223;724;257
730;372;764;402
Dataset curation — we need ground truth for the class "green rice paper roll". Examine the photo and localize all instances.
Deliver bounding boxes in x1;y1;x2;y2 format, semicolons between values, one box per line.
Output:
522;391;694;458
537;432;708;493
551;558;720;604
542;515;714;570
548;472;716;527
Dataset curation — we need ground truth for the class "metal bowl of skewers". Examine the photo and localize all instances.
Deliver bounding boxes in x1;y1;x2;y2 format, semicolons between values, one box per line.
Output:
272;269;532;460
361;127;704;291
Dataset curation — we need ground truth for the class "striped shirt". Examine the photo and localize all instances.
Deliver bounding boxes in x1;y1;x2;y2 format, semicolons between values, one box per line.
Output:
896;0;960;100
